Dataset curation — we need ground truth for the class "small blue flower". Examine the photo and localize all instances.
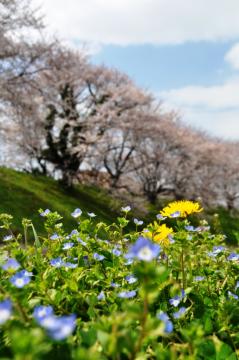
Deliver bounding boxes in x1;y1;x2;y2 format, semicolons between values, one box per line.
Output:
194;276;205;282
156;214;166;220
133;218;143;226
64;262;77;269
118;290;136;299
125;275;138;284
170;211;181;218
62;242;74;250
121;206;131;212
50;257;64;268
227;253;239;261
169;289;185;307
173;307;187;319
164;320;173;333
48;314;76;340
88;212;96;218
50;233;59;240
2;258;20;271
0;299;12;324
38;314;59;330
10;270;31;288
71;208;82;218
126;237;161;262
33;306;54;323
186;225;207;232
196;226;210;232
93;253;105;261
112;248;121;256
97;291;105;300
70;229;79;237
208;246;225;257
213;246;225;253
157;312;169;322
3;235;13;242
77;238;87;246
228;291;239;300
124;258;134;265
111;282;120;288
169;295;181;307
157;312;173;334
185;225;197;231
40;209;51;217
39;313;76;340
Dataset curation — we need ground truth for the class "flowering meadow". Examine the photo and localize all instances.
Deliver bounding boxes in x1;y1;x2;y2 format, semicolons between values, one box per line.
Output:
0;201;238;359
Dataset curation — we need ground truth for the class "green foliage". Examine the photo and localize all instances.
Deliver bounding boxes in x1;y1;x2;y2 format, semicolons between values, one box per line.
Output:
0;204;238;359
208;207;239;246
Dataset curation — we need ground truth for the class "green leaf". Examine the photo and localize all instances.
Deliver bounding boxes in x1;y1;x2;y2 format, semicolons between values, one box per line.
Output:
31;223;41;248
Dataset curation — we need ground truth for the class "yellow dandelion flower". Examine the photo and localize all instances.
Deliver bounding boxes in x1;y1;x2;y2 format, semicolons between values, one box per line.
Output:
143;223;174;247
144;230;153;239
160;200;203;218
154;224;174;247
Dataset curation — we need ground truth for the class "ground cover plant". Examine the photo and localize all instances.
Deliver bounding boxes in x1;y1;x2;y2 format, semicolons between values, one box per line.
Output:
1;166;239;243
0;200;238;359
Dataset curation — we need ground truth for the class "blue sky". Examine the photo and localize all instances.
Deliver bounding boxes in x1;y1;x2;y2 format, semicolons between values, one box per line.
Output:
35;0;239;139
92;42;234;92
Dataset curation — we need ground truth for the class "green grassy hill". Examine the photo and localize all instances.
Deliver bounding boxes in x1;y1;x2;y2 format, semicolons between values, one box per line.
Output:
0;166;238;244
0;167;122;236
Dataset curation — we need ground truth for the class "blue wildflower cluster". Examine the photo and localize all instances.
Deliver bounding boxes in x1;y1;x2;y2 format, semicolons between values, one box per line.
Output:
33;306;76;340
0;204;238;359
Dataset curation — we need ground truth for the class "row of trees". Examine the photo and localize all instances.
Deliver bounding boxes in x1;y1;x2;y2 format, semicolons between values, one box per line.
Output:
1;0;239;210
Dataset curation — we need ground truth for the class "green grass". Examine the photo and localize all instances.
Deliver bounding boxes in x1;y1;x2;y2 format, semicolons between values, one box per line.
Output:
0;167;121;236
206;207;239;245
0;166;238;245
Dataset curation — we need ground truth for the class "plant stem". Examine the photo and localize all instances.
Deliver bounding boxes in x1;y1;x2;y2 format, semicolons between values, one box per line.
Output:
24;225;28;247
14;299;29;322
181;248;186;289
131;292;148;359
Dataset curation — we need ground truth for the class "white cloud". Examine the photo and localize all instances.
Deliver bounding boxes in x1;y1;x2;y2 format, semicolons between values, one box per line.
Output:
225;43;239;70
160;79;239;109
159;78;239;139
34;0;239;46
181;109;239;140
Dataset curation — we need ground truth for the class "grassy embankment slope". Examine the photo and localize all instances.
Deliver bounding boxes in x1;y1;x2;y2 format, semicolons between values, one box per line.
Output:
0;166;238;244
0;167;121;237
